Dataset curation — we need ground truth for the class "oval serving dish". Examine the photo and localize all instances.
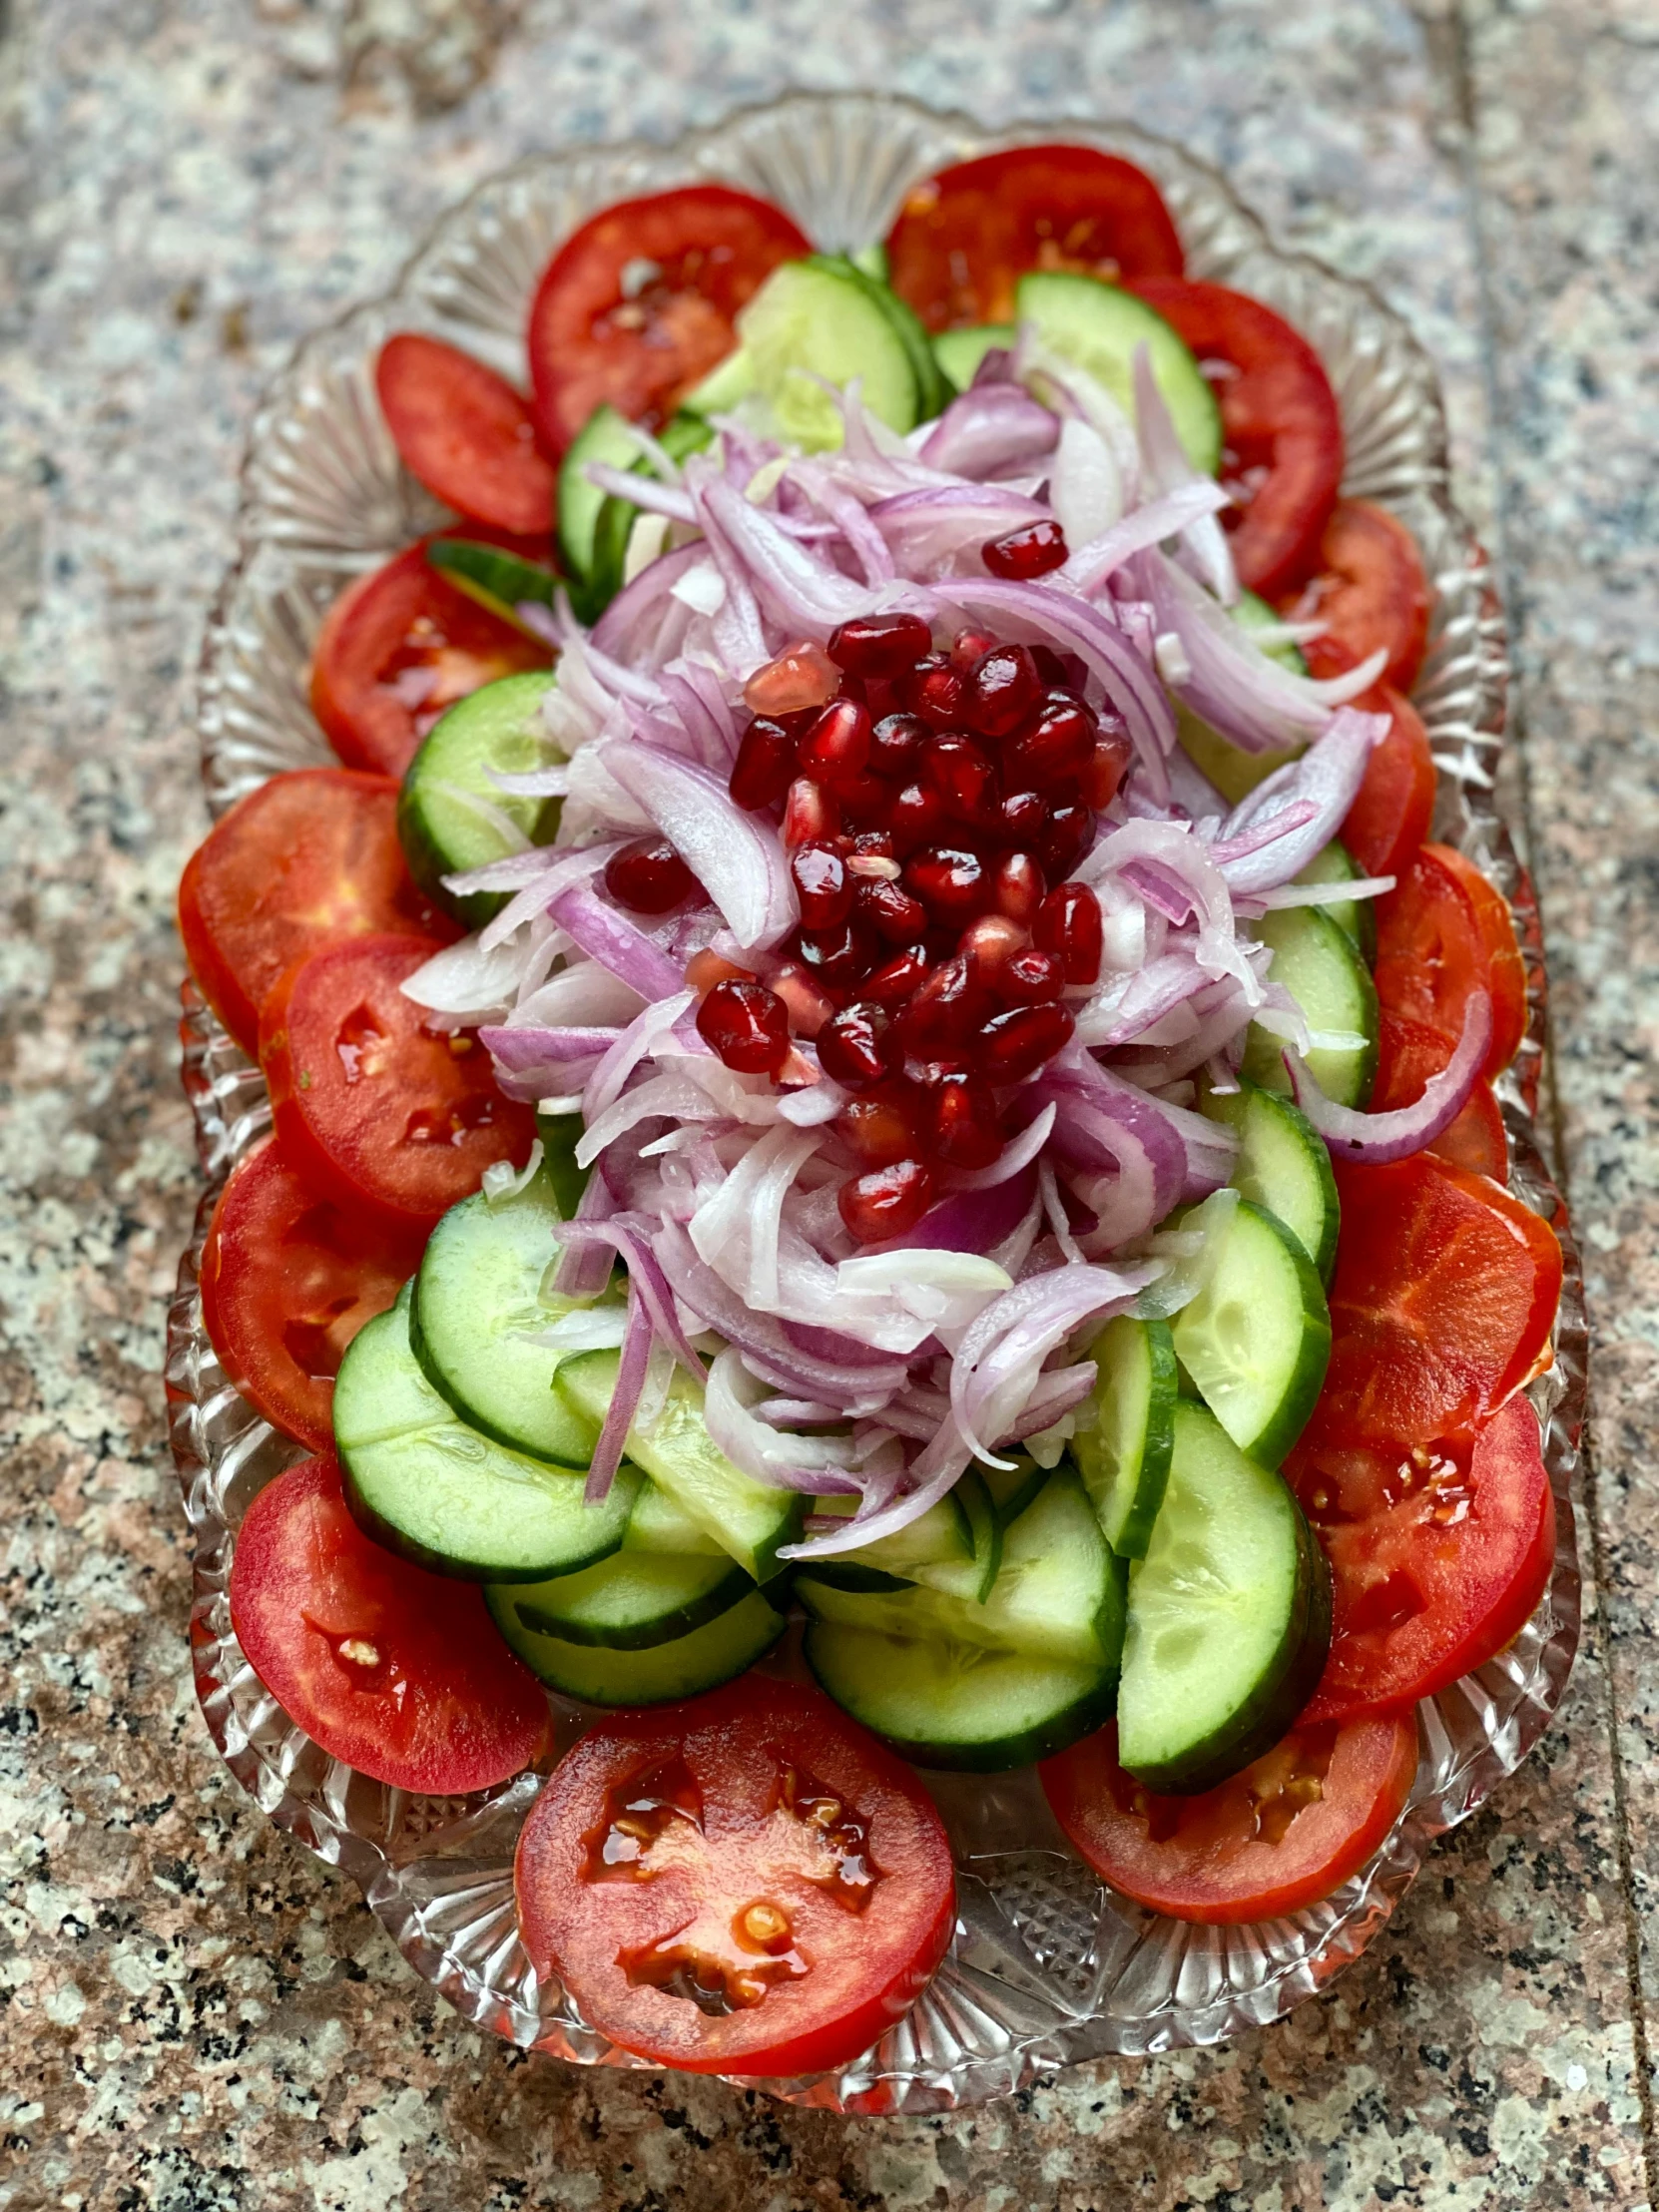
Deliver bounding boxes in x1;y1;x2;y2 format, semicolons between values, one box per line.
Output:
168;91;1584;2116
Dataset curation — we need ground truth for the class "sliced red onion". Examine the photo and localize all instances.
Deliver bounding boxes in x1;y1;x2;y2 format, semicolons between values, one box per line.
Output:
514;960;647;1029
557;1212;707;1374
600;741;795;951
1132;344;1238;607
580;462;700;524
401;931;538;1018
1000;1360;1098;1442
1048;416;1124;549
1131;1187;1240;1320
1060;479;1231;599
1216;709;1386;892
548;883;688;1001
688;1124;823;1313
585;1282;651;1502
582;990;695;1123
870;483;1049;573
697;474;873;637
1259;872;1395;911
550;1164;623;1300
942;1103;1056;1192
703;1348;864;1493
1288;992;1492;1164
919;384;1059;478
891;1164;1041;1256
1205;800;1320;870
589;541;707;659
474;841;629;955
778;1443;976;1563
950;1262;1161;1459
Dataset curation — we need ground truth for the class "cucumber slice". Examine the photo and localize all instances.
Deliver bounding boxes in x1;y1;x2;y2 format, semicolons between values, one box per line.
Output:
849;241;889;284
682;258;921;450
1203;1077;1341;1286
1014;271;1222;474
909;1468;1000;1604
980;1454;1047;1529
425;537;557;638
1295;837;1376;959
333;1292;636;1581
1169;1198;1331;1468
532;1109;591;1218
408;1170;616;1467
932;323;1016;393
557;404;648;587
555;1351;804;1584
825;256;951;422
584;412;714;616
396;671;560;928
505;1548;756;1650
1117;1400;1331;1792
1174;590;1308;805
1072;1314;1178;1557
804;1625;1117;1772
488;1583;786;1706
1242;904;1380;1108
809;1484;972;1580
624;1476;729;1558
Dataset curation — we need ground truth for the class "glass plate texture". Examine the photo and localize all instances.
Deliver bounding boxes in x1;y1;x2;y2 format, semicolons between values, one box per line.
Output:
171;92;1584;2115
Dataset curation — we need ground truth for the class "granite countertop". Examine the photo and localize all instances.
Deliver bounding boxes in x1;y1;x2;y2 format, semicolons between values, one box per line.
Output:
2;1;1656;2205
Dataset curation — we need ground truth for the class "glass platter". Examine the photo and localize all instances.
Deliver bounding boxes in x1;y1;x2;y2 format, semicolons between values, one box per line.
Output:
170;91;1584;2115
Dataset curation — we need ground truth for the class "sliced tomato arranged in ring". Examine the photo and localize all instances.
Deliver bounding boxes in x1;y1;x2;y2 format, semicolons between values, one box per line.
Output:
527;186;811;453
229;1453;550;1794
1288;1396;1555;1724
1310;1155;1562;1450
310;536;552;778
1375;1015;1508;1184
177;768;455;1054
1281;499;1432;694
376;333;557;538
260;933;536;1231
199;1139;425;1450
514;1677;955;2076
885;145;1184;331
1127;277;1344;601
1339;684;1436;884
1040;1713;1418;1925
1374;842;1528;1079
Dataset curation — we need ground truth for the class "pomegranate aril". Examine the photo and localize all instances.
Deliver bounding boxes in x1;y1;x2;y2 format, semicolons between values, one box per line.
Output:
870;711;927;779
1028;644;1072;690
796;696;872;789
958;913;1027;989
696;979;791;1076
730;717;797;811
962;644;1041;740
1037;802;1095;880
743;640;838;716
999;789;1047;845
862;944;929;1007
835;771;894;830
685;947;754;992
817;1002;894;1090
978;1001;1075;1083
921;735;999;828
982;519;1068;580
904;844;989;924
770;960;834;1039
902;656;966;730
888;780;947;855
783;777;839;848
1084;724;1134;809
837;1081;921;1167
838;1158;935;1245
1034;882;1104;984
828;612;932;679
603;836;697;914
898;954;992;1058
1004;694;1097;789
949;626;997;673
927;1073;1004;1170
996;946;1066;1008
992;848;1046;924
791;840;852;929
796;919;874;989
855;875;927;943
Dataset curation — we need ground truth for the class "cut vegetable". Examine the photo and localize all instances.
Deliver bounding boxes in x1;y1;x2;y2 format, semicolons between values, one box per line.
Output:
1170;1196;1331;1467
397;669;561;927
502;1548;756;1651
1072;1314;1178;1557
932;322;1016;392
1242;903;1380;1109
1015;270;1222;475
1202;1077;1341;1285
488;1582;786;1705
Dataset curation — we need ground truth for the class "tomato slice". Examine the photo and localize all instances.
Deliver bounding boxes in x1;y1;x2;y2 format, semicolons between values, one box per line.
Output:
1339;684;1435;883
376;333;557;538
885;145;1184;331
1288;1396;1555;1723
514;1677;955;2076
177;767;454;1055
229;1453;549;1793
527;187;811;453
310;537;551;778
1128;277;1344;600
1374;843;1527;1078
199;1138;424;1449
1309;1154;1562;1450
1281;500;1432;694
1375;1015;1508;1183
260;933;536;1231
1040;1712;1417;1924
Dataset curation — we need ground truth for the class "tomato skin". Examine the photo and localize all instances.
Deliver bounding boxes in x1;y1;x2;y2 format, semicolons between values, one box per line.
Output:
1339;684;1435;883
376;334;557;538
1310;1154;1562;1450
260;933;536;1232
514;1677;955;2076
1040;1713;1417;1924
1375;1015;1508;1184
1375;843;1527;1079
885;145;1184;332
230;1453;550;1793
310;537;551;778
199;1138;424;1449
1282;500;1432;695
177;768;455;1055
1128;277;1344;600
1290;1396;1556;1724
527;187;811;453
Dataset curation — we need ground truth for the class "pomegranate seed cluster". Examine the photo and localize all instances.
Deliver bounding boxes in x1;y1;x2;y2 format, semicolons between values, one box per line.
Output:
688;613;1127;1247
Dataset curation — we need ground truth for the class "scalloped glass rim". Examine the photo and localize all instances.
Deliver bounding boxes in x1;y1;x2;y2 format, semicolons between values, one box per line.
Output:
178;92;1584;2115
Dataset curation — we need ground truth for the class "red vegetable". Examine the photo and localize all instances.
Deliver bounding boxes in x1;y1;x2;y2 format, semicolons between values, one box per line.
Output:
1282;499;1432;695
1339;685;1436;882
1375;843;1527;1080
1374;1015;1508;1184
375;333;557;538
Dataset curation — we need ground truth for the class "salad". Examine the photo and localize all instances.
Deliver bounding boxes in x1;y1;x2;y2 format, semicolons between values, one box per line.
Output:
179;142;1564;2080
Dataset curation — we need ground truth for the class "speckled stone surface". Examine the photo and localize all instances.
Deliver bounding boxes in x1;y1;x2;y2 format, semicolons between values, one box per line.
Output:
1;2;1656;2206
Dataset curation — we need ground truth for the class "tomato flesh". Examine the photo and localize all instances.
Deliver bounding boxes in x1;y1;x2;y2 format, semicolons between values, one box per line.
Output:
1128;277;1344;600
1040;1713;1418;1924
886;145;1184;331
1375;843;1527;1079
260;932;536;1231
527;186;811;453
229;1454;550;1793
310;537;551;778
1289;1395;1555;1723
514;1677;955;2076
177;767;454;1054
376;333;557;538
1310;1154;1562;1449
1375;1015;1508;1183
199;1138;424;1450
1282;499;1432;694
1339;684;1435;883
